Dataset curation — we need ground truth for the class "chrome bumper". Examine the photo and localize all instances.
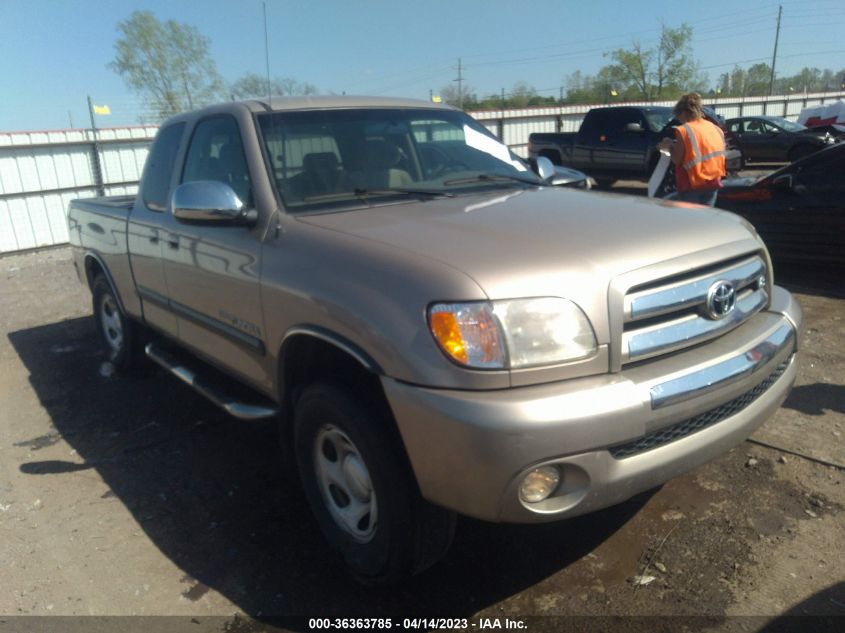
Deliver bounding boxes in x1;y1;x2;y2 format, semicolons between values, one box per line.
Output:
384;286;801;523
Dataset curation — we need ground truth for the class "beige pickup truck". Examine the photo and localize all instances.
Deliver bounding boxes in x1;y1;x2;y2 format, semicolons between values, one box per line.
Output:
68;96;802;583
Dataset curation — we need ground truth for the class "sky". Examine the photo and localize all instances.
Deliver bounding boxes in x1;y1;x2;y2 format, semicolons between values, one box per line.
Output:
2;0;844;132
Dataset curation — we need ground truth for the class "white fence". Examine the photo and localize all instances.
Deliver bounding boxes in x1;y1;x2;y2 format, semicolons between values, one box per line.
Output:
2;90;844;254
0;126;156;253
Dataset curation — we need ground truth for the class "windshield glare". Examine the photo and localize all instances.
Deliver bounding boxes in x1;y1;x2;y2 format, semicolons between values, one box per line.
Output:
258;108;540;211
769;116;806;132
645;109;674;132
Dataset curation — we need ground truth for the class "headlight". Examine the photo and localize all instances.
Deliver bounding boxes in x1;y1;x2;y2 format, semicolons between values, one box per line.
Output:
428;298;597;369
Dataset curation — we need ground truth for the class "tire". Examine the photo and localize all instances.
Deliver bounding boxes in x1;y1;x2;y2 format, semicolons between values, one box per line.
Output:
92;274;141;371
594;178;616;189
788;144;816;163
293;382;456;584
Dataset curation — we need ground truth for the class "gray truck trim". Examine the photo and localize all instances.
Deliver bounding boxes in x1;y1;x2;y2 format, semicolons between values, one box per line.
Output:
137;285;266;356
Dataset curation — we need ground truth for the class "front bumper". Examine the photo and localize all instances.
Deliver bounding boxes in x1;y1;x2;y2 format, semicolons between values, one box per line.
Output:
383;286;801;523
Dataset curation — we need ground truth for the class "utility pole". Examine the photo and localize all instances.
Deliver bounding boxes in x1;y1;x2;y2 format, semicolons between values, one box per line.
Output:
501;88;505;109
454;58;464;109
768;5;782;96
87;96;105;197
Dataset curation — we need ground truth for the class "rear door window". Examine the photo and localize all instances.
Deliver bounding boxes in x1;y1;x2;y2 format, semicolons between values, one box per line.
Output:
141;122;186;212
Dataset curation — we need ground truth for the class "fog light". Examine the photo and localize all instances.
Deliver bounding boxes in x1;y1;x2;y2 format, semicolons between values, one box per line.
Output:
519;466;560;503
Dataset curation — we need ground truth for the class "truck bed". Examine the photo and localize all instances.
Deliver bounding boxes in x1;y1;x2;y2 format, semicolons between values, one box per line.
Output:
69;195;135;216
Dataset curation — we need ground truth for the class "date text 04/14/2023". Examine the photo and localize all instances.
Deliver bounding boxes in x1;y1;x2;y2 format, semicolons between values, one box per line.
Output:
308;618;527;630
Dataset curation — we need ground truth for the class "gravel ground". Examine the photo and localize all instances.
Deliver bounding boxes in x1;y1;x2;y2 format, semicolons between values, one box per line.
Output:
0;244;843;633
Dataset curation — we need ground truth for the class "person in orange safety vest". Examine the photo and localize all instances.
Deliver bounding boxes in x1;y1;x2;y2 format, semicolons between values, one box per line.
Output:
658;92;726;207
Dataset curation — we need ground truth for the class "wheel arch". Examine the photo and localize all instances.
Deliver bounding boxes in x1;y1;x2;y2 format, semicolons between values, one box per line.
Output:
83;252;127;315
277;327;386;423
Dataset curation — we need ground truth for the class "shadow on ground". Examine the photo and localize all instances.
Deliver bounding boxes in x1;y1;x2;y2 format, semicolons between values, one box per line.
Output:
8;316;652;618
783;383;845;417
757;581;845;632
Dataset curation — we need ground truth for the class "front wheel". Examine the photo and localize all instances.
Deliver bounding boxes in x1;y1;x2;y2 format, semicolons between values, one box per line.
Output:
293;383;455;583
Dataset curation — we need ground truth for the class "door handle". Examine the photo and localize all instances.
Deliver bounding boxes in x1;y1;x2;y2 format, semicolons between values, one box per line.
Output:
149;229;159;244
167;234;180;249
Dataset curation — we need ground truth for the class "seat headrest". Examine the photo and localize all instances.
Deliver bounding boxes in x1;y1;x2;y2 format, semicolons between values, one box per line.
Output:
303;152;340;172
363;140;401;170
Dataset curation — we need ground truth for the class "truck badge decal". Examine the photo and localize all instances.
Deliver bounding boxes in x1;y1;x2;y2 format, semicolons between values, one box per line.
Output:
219;310;261;338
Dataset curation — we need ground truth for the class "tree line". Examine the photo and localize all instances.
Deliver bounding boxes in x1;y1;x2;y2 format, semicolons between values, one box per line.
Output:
110;11;317;122
110;11;845;121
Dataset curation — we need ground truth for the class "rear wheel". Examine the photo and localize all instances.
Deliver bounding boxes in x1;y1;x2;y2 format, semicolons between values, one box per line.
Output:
293;382;455;583
92;274;142;371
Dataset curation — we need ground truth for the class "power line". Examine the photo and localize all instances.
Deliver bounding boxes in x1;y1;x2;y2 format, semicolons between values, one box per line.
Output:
454;58;464;109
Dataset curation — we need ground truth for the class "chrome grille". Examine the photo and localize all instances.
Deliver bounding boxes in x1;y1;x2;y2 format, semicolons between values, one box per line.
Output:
622;255;768;364
609;358;790;459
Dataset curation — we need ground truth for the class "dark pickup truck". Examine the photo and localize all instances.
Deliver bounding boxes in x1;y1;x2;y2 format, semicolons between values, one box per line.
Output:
529;106;741;188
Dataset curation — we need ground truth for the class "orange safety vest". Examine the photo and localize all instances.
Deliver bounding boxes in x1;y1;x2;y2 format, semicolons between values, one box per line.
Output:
675;119;726;192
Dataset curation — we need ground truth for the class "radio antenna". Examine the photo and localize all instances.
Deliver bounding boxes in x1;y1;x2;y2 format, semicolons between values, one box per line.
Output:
263;1;271;104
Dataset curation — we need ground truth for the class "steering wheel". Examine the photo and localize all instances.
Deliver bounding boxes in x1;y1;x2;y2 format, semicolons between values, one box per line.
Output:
429;160;471;179
421;145;470;178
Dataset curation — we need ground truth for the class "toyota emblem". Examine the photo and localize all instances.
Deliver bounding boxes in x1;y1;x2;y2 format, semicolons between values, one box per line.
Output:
705;281;736;319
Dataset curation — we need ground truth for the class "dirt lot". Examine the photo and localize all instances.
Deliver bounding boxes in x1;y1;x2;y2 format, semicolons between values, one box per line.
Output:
0;242;843;633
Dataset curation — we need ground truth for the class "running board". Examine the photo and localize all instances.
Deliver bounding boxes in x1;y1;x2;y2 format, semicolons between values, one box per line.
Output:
144;342;279;420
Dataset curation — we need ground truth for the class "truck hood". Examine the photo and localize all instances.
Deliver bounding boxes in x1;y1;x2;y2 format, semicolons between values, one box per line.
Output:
297;187;758;339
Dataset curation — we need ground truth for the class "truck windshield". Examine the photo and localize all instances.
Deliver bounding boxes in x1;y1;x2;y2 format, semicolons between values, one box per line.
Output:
257;108;541;212
643;108;674;132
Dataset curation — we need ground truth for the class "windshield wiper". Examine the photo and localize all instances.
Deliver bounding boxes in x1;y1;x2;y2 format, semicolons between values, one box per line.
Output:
443;173;542;186
352;187;455;199
300;188;454;203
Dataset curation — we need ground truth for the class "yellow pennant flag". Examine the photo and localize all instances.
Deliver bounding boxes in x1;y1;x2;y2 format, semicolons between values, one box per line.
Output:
431;95;442;103
610;89;618;97
93;104;111;115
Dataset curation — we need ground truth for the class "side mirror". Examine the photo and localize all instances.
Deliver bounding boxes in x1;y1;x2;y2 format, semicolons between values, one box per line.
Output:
172;181;256;225
625;122;645;133
533;156;556;182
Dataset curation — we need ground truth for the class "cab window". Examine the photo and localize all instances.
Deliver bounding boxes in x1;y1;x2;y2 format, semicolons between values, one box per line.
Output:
182;116;252;206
